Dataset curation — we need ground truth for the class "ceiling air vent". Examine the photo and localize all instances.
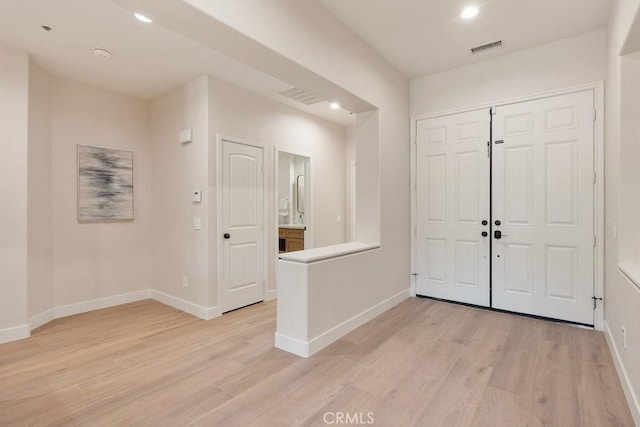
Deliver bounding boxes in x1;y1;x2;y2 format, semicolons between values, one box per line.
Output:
278;87;323;105
470;40;503;54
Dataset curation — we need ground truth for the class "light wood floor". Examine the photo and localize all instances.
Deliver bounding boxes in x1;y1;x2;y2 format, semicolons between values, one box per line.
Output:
0;298;633;426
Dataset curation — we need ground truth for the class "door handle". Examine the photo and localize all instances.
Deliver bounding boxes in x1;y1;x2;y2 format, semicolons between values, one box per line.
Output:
482;231;488;237
494;230;508;239
223;233;231;239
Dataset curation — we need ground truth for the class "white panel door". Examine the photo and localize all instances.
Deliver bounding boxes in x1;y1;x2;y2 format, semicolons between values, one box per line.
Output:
221;140;265;313
416;109;491;306
492;91;594;324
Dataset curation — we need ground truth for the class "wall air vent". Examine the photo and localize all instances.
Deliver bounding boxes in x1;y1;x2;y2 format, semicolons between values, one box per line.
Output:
470;40;503;54
278;87;323;105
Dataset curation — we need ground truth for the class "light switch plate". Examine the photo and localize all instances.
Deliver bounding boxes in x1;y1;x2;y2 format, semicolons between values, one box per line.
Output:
193;217;201;230
193;190;202;203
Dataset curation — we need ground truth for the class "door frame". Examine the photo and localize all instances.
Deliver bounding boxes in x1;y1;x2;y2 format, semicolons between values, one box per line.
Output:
410;82;605;330
216;133;268;313
273;146;313;298
274;147;314;250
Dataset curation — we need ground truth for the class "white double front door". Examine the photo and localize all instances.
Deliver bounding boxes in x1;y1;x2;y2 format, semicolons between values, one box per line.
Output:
416;90;595;325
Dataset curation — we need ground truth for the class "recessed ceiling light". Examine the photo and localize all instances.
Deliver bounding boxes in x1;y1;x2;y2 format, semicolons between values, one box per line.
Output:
330;102;341;110
461;6;479;19
134;12;152;23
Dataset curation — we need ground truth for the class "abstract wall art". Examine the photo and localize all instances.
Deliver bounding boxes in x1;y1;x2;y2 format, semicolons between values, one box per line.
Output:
77;145;134;222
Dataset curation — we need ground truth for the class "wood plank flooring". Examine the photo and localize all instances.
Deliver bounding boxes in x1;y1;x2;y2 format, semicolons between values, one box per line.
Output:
0;298;633;426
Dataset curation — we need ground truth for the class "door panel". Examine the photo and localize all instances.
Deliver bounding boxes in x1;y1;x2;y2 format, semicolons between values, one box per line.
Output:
545;141;578;226
222;140;265;313
416;109;491;306
456;151;480;223
503;243;533;295
504;146;533;225
426;154;446;222
492;91;594;324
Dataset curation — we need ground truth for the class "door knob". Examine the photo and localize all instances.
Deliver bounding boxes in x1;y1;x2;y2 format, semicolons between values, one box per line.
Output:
482;220;488;226
223;233;230;239
495;220;501;226
481;231;488;237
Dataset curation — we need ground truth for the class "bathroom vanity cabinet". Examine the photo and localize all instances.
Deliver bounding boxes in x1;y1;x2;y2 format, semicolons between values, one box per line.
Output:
279;226;305;253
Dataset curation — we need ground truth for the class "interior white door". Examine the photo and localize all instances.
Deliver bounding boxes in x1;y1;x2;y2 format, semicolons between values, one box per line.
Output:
492;91;595;324
416;109;491;306
221;140;265;313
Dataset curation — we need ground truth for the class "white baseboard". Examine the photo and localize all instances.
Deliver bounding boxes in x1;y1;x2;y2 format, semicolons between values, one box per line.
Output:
28;290;151;333
275;289;410;358
150;290;220;320
29;309;55;331
275;332;310;357
53;290;152;319
0;324;30;344
265;288;277;301
604;321;640;425
1;289;222;345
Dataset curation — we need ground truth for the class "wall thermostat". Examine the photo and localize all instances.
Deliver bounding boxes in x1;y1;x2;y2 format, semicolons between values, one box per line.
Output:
193;190;202;203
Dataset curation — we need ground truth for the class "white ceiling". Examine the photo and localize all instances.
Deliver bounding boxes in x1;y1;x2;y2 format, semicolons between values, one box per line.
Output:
317;0;613;78
0;0;355;126
0;0;615;122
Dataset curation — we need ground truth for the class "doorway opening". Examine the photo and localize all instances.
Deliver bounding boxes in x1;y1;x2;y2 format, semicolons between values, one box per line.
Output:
276;150;311;254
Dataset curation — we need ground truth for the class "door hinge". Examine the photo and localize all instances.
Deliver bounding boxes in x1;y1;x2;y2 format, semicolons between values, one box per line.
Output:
487;141;491;158
411;273;419;278
491;106;497;116
414;180;417;191
593;109;597;122
592;296;603;310
593;235;597;247
593;171;597;184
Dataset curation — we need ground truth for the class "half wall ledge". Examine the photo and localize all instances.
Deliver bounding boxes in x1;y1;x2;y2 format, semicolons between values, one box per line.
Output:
278;242;380;263
275;242;410;358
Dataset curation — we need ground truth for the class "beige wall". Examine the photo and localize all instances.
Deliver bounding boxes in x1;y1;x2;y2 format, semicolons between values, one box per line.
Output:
619;57;640;261
2;54;349;329
605;0;640;422
150;74;348;309
27;64;53;318
50;76;153;307
207;75;347;305
0;44;29;333
5;49;155;331
410;29;606;115
183;0;410;336
150;75;210;307
2;0;407;343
